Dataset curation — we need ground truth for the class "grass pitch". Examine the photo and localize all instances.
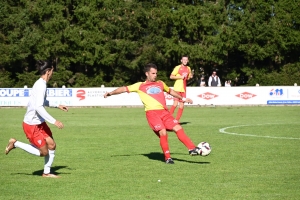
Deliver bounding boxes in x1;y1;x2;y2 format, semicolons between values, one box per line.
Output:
0;106;299;200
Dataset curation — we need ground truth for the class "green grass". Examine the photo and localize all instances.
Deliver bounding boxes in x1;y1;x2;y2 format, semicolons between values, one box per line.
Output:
0;106;299;200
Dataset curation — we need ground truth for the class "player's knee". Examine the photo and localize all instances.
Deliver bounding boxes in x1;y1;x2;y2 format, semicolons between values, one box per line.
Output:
158;129;167;136
48;143;56;150
39;149;49;157
173;124;182;132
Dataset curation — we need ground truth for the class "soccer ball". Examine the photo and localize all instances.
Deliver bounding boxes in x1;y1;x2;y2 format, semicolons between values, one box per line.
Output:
197;142;212;156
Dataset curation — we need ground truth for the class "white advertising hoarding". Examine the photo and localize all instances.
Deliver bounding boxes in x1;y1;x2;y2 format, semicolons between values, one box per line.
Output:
0;86;299;107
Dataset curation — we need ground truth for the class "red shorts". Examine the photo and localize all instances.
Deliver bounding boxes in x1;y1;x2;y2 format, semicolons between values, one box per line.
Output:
22;122;53;148
173;91;186;102
146;109;179;132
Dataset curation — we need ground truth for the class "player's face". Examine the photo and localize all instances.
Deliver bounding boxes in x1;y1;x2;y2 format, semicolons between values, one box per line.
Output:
146;68;157;82
181;57;189;66
47;68;54;81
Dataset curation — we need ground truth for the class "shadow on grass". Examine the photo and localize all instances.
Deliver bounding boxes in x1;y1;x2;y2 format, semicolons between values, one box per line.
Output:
179;122;190;125
11;165;71;176
112;152;210;164
141;152;210;165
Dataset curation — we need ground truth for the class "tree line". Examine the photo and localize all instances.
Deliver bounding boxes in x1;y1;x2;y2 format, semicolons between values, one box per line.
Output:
0;0;299;88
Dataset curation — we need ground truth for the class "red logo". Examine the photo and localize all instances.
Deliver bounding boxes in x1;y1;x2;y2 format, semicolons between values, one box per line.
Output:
235;92;256;100
76;90;86;101
198;92;218;100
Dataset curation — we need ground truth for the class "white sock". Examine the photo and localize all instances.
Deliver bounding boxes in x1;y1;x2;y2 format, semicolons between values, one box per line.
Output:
44;150;55;174
14;141;40;156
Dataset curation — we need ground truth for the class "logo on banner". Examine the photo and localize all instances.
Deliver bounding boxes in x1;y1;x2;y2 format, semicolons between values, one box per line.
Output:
235;92;256;100
47;89;72;97
0;89;30;97
288;89;300;98
269;88;283;97
76;90;86;101
198;92;218;100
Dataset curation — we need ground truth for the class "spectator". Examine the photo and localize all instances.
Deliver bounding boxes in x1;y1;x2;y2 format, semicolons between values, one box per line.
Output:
208;70;221;87
225;80;231;87
199;75;206;87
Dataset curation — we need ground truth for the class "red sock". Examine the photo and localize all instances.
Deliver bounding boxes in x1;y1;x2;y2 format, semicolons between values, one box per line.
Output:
160;135;171;160
176;108;184;120
169;105;176;115
176;129;196;150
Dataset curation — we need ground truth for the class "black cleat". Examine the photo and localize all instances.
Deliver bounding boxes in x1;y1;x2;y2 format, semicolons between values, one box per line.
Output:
189;147;201;156
165;158;175;164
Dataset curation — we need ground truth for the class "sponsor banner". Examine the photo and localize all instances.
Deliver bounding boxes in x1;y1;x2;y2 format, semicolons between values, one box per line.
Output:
1;86;300;106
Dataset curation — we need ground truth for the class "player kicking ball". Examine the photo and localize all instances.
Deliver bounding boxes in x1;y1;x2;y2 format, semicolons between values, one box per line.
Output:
104;63;201;164
5;60;68;178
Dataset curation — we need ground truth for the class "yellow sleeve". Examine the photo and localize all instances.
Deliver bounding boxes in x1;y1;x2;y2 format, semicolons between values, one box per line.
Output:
171;65;181;75
160;81;170;93
126;82;142;92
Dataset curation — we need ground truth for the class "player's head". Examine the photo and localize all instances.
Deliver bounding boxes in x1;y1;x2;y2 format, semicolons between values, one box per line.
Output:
181;56;189;66
144;63;157;82
36;60;54;81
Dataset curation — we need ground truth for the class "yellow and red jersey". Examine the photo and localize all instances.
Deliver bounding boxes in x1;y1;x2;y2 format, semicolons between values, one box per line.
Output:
171;65;192;92
126;80;170;111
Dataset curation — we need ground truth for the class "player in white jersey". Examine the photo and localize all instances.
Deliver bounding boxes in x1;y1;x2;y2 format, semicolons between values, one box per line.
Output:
5;60;68;178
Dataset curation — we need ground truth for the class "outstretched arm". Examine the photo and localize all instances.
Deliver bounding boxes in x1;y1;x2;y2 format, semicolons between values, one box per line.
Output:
104;86;127;98
169;89;193;104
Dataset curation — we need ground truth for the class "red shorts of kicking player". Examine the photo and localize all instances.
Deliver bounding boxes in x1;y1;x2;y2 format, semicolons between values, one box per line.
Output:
146;109;179;132
22;122;53;148
173;91;186;102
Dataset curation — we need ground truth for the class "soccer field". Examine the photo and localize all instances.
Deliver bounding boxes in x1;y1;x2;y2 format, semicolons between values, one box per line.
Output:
0;106;299;200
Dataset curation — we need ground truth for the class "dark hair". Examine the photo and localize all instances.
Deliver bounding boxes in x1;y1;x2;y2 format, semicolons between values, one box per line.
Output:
144;63;157;73
182;55;188;58
36;60;53;75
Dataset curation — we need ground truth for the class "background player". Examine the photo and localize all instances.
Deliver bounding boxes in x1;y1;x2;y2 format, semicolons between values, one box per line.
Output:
104;63;200;164
169;56;193;121
5;60;68;178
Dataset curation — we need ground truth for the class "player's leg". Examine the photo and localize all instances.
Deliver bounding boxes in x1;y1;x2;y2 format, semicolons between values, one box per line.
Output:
175;92;186;121
40;123;59;178
5;123;42;156
163;112;200;156
173;125;200;156
169;96;179;115
175;102;184;121
157;129;173;164
146;110;174;164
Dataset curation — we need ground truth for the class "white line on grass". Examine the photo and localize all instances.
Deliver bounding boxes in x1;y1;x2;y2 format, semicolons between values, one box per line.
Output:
219;123;300;140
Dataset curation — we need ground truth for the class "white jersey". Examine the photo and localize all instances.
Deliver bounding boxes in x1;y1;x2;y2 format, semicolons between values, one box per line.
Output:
23;78;58;125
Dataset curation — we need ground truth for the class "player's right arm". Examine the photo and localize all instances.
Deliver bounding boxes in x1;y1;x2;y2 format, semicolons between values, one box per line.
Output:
104;82;142;98
170;66;185;80
104;86;127;98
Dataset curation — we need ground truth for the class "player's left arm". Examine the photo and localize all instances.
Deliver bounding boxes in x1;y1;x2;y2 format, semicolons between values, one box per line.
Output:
44;95;68;111
45;100;68;112
187;67;194;80
169;89;193;104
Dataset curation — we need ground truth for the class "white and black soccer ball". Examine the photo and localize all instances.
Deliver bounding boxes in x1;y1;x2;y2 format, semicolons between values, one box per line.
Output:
197;142;212;156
